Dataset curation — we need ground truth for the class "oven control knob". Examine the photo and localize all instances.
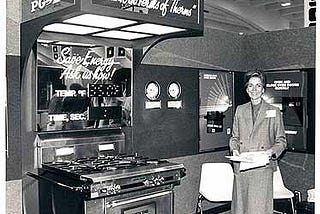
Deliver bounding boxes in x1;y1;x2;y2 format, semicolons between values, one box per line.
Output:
152;175;165;186
143;175;165;187
154;176;165;185
100;184;121;195
143;179;151;186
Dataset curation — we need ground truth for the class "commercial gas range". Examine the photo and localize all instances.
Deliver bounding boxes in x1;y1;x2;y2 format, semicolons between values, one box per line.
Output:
27;128;186;214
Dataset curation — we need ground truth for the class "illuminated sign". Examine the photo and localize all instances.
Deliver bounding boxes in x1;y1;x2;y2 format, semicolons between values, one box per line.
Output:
56;47;121;82
203;74;217;80
266;80;300;91
108;0;197;17
55;89;87;97
48;113;87;121
30;0;61;13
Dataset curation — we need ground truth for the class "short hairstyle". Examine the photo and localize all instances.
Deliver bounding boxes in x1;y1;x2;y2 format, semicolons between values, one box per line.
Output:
244;70;266;89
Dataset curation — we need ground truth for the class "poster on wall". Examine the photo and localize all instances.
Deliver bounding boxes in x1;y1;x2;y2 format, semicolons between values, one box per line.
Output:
36;43;132;131
199;70;233;152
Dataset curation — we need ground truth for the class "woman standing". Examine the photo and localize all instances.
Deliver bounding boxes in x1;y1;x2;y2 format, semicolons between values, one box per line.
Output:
229;70;287;214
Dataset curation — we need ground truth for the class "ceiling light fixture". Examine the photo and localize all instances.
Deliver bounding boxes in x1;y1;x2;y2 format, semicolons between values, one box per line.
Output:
37;39;56;44
122;23;186;35
93;30;152;40
64;14;137;29
43;23;103;35
54;41;95;47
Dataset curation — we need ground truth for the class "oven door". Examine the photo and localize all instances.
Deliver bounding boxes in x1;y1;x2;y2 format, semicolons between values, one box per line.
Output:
85;190;173;214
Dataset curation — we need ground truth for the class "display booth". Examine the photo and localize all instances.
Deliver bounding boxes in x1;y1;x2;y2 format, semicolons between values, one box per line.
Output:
21;1;204;213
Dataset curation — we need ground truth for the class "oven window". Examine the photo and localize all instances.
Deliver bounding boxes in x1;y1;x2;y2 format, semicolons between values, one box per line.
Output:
122;203;156;214
36;44;132;131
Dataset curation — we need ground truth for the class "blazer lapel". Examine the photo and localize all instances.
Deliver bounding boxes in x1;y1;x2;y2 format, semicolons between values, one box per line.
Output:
252;100;267;131
245;102;254;136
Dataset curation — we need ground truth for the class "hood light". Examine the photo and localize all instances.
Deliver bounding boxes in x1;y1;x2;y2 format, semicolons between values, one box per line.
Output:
64;14;137;29
43;23;103;35
54;41;95;47
122;23;186;35
43;15;187;41
37;39;56;44
93;30;152;40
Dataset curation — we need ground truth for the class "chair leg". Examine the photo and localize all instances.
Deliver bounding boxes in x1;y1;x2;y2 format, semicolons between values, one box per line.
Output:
289;198;295;214
195;194;203;214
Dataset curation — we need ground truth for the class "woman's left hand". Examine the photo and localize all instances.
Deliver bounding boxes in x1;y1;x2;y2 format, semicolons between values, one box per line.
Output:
266;149;277;160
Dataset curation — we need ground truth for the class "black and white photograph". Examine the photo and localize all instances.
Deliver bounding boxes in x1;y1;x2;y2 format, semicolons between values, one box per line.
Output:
3;0;319;214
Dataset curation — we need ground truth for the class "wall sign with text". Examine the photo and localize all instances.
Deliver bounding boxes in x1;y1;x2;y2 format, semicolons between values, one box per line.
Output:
263;71;306;98
36;43;132;131
22;0;75;22
92;0;200;25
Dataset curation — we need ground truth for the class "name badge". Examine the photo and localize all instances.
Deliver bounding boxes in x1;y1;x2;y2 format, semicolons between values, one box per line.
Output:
265;110;276;118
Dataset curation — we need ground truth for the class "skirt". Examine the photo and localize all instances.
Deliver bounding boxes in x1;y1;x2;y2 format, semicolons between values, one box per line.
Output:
231;166;273;214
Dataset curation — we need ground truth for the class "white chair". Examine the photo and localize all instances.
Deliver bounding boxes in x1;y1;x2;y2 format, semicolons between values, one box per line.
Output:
273;166;295;214
196;163;234;214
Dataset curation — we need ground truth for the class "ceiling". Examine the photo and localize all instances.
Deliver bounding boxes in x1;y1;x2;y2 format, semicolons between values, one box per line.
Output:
204;0;305;34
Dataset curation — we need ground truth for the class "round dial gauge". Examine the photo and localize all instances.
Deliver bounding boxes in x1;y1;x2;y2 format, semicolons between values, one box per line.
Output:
168;82;181;99
145;81;160;100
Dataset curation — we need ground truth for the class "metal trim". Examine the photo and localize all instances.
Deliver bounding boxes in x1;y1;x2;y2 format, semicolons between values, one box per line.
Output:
105;190;172;208
83;164;184;182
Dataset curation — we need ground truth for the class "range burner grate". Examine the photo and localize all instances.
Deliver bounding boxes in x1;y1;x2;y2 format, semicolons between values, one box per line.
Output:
43;154;167;175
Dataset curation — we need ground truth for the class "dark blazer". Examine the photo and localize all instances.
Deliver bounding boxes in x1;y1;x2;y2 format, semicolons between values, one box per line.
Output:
229;100;287;169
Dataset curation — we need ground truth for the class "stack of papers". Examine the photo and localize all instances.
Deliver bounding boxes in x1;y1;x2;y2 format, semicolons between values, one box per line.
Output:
225;151;270;171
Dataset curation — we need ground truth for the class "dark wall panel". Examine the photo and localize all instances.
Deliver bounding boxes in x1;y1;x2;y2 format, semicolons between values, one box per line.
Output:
6;55;21;180
306;69;315;154
133;64;199;158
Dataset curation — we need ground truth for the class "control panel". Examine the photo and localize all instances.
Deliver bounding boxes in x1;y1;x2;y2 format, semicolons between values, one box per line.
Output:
90;171;182;198
88;106;122;120
88;84;122;97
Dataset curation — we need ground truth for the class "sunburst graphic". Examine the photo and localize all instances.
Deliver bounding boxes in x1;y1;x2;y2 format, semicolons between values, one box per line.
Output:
202;73;232;112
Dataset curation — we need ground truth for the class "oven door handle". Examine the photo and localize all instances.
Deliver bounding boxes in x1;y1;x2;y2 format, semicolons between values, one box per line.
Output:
26;172;89;193
106;190;172;208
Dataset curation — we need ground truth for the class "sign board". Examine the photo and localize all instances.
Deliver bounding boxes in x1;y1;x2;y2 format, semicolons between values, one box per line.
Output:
264;71;306;98
22;0;202;29
92;0;201;25
37;44;132;131
22;0;75;22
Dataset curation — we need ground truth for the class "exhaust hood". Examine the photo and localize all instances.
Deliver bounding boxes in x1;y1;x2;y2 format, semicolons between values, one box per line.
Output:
21;0;204;79
22;0;204;48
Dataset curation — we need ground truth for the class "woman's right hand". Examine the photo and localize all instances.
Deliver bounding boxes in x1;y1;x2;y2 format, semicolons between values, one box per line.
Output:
232;150;240;156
